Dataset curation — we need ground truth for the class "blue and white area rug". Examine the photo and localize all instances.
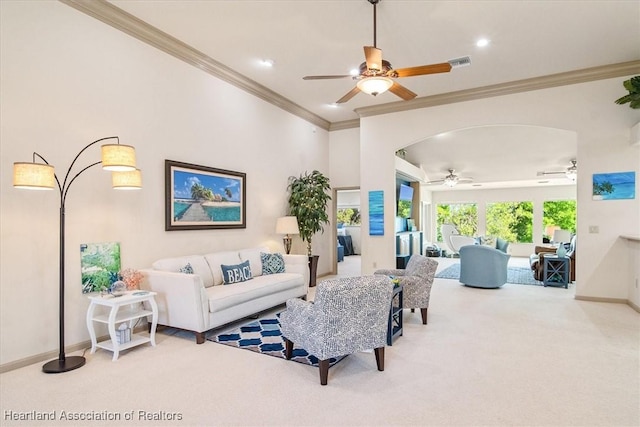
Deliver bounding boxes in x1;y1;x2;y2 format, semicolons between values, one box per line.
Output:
208;315;344;367
435;263;543;286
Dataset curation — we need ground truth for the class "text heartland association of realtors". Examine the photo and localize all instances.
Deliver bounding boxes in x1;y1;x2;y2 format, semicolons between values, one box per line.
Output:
3;409;183;422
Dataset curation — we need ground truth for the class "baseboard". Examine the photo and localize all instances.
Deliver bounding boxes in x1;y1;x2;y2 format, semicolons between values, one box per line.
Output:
0;326;147;374
574;295;639;313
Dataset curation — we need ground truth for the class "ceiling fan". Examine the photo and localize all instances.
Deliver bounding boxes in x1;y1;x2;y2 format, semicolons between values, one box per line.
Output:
426;169;473;187
303;0;470;104
537;160;578;181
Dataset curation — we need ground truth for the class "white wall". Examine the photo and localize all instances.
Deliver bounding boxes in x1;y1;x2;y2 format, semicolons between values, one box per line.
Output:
359;79;640;305
430;185;577;257
0;2;330;366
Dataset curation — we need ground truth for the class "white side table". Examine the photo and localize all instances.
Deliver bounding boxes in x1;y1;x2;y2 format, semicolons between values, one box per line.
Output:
86;290;158;361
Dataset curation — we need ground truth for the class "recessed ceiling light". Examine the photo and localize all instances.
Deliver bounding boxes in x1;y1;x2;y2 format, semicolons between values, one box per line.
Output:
472;184;482;187
538;180;549;184
476;38;490;47
260;59;274;67
327;103;339;108
349;68;359;76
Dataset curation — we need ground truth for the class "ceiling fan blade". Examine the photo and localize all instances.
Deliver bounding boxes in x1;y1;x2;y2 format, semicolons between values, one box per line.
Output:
425;180;445;185
393;62;452;78
303;75;352;80
336;86;361;104
364;46;383;71
537;171;565;176
388;81;417;101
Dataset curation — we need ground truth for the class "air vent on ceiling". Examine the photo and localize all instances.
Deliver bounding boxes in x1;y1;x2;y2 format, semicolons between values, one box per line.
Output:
448;56;472;68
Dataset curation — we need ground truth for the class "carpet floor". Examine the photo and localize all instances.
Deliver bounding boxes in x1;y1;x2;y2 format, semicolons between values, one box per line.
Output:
435;262;544;286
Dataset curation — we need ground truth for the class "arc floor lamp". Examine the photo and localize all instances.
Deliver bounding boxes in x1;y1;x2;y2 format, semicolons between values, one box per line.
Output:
13;136;142;373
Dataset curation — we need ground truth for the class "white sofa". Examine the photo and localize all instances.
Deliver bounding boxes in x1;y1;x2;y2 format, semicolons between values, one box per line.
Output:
140;246;309;344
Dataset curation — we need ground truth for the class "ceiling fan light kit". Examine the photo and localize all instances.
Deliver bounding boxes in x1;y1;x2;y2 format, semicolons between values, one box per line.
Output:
357;76;393;96
303;0;466;104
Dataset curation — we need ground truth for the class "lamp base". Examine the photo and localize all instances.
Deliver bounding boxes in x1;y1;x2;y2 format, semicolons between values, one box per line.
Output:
283;236;292;255
42;356;86;374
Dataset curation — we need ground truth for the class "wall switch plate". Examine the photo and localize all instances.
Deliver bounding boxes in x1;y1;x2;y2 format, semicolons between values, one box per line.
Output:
589;225;599;233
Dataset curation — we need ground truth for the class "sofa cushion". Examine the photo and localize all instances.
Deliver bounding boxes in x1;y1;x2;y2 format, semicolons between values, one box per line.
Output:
152;255;214;288
205;251;242;286
239;247;268;278
261;252;285;275
221;260;253;285
206;273;304;313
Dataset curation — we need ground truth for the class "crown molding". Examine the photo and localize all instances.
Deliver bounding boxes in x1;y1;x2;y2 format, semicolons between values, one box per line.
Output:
59;0;331;131
329;119;361;131
355;61;640;118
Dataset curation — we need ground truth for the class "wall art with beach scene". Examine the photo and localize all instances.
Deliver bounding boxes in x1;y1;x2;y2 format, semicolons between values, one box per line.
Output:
165;160;246;230
592;171;636;201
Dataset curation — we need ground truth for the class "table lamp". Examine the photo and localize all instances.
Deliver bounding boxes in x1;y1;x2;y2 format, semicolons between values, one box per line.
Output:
276;216;299;254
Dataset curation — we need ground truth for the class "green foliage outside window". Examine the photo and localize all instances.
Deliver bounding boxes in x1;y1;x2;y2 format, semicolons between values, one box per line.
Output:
486;201;533;243
337;208;361;225
436;203;477;241
543;200;576;240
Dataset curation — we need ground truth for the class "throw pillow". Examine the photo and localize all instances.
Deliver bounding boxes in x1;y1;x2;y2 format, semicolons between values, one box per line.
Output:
221;260;252;284
261;252;285;275
179;263;194;274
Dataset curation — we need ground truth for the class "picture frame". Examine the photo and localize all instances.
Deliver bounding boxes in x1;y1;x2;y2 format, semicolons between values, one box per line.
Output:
165;160;246;230
592;171;635;201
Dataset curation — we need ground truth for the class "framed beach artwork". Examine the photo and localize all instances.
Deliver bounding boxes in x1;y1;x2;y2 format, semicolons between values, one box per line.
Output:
165;160;246;230
369;190;384;236
592;171;636;201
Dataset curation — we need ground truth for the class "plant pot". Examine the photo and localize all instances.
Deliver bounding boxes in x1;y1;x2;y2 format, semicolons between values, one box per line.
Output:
308;255;319;287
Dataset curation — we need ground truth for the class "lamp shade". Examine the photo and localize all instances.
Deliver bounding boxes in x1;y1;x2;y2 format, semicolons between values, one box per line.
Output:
276;216;299;235
101;144;136;171
552;229;572;243
112;169;142;190
356;76;393;96
13;162;55;190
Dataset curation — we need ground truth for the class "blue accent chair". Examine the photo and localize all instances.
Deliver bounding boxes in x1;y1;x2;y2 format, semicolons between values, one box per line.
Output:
459;245;511;288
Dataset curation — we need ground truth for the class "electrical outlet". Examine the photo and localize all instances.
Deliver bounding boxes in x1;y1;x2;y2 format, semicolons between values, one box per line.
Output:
589;225;599;234
373;262;377;268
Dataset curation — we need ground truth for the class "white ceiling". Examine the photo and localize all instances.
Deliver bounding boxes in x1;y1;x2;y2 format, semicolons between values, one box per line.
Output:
99;1;639;188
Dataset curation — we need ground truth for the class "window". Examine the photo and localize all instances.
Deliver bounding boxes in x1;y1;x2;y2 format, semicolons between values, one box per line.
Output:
337;208;361;226
436;203;477;241
542;200;576;242
486;201;533;243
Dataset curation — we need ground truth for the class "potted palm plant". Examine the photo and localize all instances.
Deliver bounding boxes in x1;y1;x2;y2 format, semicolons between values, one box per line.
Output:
287;170;331;287
614;76;640;109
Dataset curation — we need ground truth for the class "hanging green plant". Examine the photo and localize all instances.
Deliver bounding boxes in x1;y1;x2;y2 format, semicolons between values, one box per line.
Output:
614;76;640;109
287;170;331;257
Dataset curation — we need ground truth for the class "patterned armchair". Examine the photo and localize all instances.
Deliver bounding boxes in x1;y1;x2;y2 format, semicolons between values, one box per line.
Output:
280;275;394;385
375;255;438;325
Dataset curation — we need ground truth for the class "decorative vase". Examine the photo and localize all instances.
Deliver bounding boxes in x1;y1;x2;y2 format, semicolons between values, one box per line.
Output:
556;244;567;258
110;280;127;297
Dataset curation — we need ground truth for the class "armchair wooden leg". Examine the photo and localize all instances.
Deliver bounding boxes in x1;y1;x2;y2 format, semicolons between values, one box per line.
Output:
374;347;385;371
284;338;293;360
319;359;330;385
420;308;428;325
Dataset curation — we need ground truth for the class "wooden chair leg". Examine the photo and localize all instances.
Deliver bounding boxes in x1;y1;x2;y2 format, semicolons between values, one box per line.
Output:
284;338;293;360
195;332;205;344
420;308;428;325
374;347;385;371
319;359;330;385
